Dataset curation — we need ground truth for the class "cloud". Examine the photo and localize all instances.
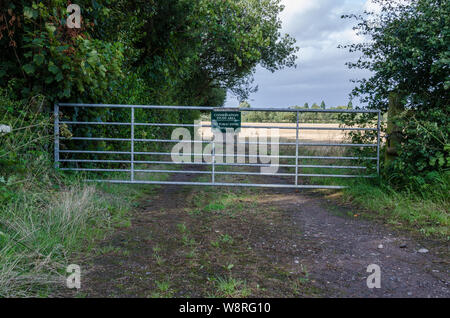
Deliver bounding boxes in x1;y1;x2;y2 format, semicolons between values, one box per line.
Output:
225;0;371;108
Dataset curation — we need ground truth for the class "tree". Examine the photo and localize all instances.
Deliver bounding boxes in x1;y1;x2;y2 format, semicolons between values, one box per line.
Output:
311;103;320;109
193;0;299;101
239;101;251;108
0;0;124;105
320;101;326;109
342;0;449;112
342;0;450;183
0;0;298;107
303;102;309;109
0;0;298;158
347;100;353;109
108;0;299;104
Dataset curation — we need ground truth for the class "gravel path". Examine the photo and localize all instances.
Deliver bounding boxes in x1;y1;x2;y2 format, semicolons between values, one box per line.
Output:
269;191;449;297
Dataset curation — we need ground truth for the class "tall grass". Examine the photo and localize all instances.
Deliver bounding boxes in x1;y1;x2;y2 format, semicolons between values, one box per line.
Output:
336;175;449;238
0;92;146;296
0;172;143;297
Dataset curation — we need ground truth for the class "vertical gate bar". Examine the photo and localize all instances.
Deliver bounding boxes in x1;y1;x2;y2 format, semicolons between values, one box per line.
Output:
212;131;216;184
295;111;299;186
131;106;135;181
377;111;381;175
54;103;60;169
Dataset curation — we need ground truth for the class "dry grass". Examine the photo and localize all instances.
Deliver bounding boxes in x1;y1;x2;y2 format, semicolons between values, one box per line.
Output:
199;121;375;142
0;181;134;297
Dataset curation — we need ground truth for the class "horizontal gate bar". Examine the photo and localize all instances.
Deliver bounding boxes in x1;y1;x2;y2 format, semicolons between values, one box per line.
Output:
58;150;378;161
298;173;374;178
60;168;131;172
300;156;376;160
134;169;375;178
61;137;376;147
59;104;217;110
61;137;295;145
61;137;131;141
58;159;367;169
59;103;381;113
59;167;374;178
61;121;131;126
60;121;377;131
60;159;131;163
298;143;377;147
58;160;291;167
60;150;132;154
138;140;378;147
86;179;348;189
134;169;292;177
300;127;376;131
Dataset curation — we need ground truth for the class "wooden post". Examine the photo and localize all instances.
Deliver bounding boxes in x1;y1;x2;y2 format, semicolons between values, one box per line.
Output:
385;92;404;166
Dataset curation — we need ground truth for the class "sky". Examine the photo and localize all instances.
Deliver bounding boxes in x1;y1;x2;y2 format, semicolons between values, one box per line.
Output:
225;0;377;108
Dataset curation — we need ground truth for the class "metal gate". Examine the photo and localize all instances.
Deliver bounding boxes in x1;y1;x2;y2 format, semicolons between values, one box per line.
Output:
54;103;381;190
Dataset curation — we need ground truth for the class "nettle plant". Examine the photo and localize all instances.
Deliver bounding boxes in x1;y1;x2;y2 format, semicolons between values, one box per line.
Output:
0;1;124;104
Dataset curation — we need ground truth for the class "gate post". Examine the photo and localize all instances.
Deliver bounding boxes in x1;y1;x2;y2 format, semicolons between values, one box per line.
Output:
212;131;215;184
377;111;381;175
295;111;299;186
54;103;60;169
385;92;404;167
131;106;135;181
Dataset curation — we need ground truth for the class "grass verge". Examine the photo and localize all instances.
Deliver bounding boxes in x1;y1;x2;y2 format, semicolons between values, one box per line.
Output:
331;176;450;239
283;144;449;240
0;159;164;297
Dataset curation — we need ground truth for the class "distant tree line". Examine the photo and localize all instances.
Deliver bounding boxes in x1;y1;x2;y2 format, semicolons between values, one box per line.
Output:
239;101;354;123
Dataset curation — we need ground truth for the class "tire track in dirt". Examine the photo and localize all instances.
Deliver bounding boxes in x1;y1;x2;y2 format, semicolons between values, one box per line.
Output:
75;167;207;297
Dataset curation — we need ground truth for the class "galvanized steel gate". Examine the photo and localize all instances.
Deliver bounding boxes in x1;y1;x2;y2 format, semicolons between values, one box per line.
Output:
54;103;381;189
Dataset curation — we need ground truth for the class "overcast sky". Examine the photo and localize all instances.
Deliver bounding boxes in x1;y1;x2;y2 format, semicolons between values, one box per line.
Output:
225;0;376;108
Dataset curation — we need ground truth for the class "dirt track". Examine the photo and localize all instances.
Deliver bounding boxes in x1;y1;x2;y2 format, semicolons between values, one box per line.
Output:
270;191;449;297
67;170;449;298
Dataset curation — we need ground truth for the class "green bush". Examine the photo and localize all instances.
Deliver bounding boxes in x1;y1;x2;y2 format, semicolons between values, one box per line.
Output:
341;0;449;191
386;108;450;190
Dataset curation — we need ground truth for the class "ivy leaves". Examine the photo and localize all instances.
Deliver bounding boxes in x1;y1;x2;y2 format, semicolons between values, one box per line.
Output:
2;1;125;103
22;64;35;75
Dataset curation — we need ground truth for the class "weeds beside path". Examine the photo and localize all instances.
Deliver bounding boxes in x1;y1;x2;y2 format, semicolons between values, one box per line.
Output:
68;172;449;298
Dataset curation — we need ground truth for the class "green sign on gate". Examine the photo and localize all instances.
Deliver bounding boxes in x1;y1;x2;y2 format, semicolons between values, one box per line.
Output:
211;109;241;133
